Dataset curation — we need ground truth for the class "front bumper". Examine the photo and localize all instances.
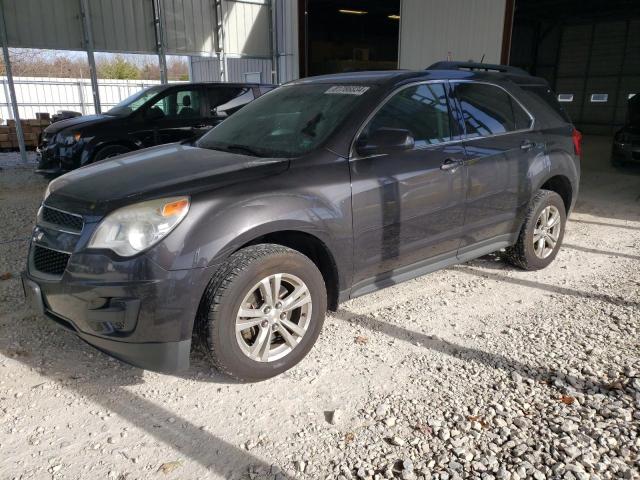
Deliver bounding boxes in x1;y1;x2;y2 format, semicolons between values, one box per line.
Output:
36;141;83;175
22;252;215;373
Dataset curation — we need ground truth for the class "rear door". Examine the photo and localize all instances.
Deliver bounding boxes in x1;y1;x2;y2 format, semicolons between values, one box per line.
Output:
449;81;537;255
350;81;467;290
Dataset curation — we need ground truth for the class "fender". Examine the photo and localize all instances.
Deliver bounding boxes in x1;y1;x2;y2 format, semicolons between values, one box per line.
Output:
147;152;354;293
513;142;579;235
81;136;143;166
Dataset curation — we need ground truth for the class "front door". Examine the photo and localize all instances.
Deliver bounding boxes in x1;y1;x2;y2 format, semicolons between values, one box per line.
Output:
135;86;209;147
448;81;537;253
350;82;467;292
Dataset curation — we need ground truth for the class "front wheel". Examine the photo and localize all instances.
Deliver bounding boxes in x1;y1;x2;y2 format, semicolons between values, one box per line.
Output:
198;244;327;381
504;189;566;270
92;144;131;162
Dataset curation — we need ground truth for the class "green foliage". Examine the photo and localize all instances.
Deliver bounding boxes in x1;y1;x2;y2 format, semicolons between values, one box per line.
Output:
97;56;140;80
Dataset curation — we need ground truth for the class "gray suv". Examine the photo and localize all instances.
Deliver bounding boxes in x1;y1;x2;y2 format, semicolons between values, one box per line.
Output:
22;62;581;381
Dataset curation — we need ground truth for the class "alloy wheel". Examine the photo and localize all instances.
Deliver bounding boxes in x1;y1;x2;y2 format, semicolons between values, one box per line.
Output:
533;205;561;259
235;273;312;362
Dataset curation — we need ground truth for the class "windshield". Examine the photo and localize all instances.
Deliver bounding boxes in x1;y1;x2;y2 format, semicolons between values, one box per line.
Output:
106;86;165;116
196;83;373;157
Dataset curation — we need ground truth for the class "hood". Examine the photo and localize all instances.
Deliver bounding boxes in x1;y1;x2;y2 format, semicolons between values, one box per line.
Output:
44;114;116;135
46;143;289;213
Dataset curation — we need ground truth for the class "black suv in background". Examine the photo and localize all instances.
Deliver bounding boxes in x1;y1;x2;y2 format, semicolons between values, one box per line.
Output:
36;82;274;175
612;93;640;166
23;62;581;381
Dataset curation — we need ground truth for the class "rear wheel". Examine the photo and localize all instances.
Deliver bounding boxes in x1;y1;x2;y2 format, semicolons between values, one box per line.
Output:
504;189;566;270
93;144;130;162
198;244;327;381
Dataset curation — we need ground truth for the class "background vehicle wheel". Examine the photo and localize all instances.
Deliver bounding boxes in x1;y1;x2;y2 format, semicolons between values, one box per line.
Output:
504;189;566;271
198;244;327;381
93;144;130;162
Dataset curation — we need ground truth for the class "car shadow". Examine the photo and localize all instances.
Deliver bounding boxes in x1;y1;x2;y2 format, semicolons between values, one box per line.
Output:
456;265;639;309
331;308;631;399
0;309;295;479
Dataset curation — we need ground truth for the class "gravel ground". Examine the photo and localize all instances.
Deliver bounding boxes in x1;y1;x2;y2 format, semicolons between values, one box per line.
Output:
0;136;638;480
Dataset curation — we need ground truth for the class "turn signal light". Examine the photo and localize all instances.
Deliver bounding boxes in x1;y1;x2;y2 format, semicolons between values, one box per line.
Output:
162;198;189;217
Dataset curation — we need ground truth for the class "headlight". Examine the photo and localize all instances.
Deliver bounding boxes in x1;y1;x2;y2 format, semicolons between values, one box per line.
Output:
87;196;190;257
60;132;82;145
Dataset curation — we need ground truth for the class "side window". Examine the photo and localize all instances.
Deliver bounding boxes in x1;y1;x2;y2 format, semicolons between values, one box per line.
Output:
209;87;254;118
453;83;529;137
512;98;532;130
362;83;453;147
148;88;203;120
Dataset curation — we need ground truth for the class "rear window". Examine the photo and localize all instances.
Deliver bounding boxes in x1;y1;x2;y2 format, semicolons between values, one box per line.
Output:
451;82;532;137
520;85;571;124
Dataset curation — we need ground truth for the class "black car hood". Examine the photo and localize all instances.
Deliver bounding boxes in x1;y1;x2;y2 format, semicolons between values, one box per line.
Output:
44;114;116;135
46;144;290;213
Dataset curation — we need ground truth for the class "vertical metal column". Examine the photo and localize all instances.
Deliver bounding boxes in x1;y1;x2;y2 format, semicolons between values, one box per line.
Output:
79;0;101;113
214;0;226;81
269;0;279;84
0;0;26;163
153;0;168;84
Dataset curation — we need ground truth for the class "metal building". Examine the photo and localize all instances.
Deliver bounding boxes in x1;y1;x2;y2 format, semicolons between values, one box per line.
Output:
1;0;638;161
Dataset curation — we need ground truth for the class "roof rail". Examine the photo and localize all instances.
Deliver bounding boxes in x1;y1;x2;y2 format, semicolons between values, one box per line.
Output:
427;61;529;76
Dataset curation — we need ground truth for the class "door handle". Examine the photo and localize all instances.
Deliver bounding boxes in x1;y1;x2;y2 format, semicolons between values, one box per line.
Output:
521;139;535;151
440;158;463;171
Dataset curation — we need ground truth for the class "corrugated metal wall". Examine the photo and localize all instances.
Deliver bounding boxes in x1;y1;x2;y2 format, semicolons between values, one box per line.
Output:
223;0;270;57
2;0;219;56
2;0;84;50
398;0;506;69
162;0;218;55
90;0;156;53
190;56;273;83
273;0;298;83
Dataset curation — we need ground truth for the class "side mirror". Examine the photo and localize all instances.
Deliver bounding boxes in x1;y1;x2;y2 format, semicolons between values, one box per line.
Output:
356;128;415;156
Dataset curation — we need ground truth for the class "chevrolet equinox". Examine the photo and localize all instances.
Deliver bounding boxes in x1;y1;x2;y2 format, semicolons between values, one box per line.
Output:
23;62;581;381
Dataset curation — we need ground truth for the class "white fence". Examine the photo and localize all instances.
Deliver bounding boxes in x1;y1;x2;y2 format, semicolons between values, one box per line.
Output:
0;76;166;121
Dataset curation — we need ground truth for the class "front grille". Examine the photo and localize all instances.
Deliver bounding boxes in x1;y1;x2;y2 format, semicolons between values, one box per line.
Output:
41;206;83;233
33;245;70;276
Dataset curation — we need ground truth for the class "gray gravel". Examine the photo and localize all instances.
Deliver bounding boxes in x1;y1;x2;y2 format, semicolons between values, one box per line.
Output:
0;136;638;479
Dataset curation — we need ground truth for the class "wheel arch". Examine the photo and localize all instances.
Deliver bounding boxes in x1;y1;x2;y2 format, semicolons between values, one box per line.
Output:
234;230;341;311
538;174;573;213
83;139;140;165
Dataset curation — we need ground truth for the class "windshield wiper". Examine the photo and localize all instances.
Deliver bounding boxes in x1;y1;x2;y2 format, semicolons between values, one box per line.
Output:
219;144;264;157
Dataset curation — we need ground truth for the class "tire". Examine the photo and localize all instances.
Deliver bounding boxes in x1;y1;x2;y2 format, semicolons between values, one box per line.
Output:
198;244;327;381
504;189;566;271
92;144;130;162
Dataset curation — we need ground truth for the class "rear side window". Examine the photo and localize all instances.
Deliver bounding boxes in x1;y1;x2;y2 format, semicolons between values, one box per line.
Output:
363;83;453;147
520;85;571;123
452;83;532;137
208;87;254;118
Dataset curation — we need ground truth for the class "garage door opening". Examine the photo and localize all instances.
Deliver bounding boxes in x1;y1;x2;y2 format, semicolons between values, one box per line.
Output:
299;0;401;77
509;0;640;136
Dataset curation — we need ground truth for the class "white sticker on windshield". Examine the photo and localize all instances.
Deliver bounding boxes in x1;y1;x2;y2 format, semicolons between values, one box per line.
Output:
325;85;370;95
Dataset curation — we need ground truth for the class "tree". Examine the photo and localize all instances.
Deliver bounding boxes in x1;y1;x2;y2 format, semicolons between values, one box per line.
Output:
97;55;140;79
